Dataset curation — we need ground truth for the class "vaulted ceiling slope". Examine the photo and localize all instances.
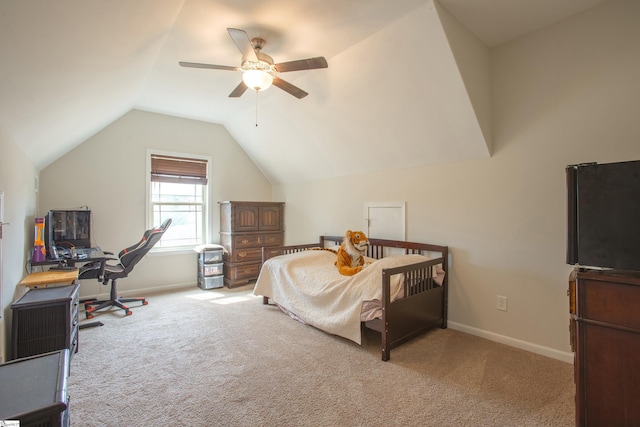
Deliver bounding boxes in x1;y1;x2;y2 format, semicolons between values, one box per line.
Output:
0;0;607;184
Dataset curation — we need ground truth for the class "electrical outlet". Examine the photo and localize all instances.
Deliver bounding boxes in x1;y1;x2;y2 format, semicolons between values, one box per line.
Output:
496;295;508;312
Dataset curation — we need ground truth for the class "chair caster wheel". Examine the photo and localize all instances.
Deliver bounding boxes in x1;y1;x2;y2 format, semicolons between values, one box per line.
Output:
87;313;94;319
142;301;148;306
126;310;132;316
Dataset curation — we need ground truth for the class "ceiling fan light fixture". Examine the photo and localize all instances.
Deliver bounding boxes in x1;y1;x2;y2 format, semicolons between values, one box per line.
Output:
242;69;273;92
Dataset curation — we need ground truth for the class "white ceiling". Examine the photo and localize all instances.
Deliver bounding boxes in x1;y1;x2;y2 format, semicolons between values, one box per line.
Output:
0;0;608;184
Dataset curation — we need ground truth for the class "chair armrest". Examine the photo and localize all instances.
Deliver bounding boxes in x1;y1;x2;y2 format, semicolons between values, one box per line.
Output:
95;259;108;283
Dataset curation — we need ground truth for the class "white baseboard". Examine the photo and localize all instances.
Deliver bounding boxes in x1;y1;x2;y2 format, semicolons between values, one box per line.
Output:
82;281;195;300
448;321;574;364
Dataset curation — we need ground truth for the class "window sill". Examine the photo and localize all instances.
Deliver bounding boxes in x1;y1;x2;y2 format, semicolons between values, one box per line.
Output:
149;246;199;256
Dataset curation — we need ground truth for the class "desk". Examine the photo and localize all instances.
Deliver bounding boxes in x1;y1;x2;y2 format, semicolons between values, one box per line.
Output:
19;269;78;289
30;248;106;270
17;273;103;334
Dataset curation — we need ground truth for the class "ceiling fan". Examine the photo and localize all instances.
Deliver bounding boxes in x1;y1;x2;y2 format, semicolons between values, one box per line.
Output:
179;28;328;99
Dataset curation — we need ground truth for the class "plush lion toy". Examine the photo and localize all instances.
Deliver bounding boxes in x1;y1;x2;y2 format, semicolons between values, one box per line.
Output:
335;230;370;276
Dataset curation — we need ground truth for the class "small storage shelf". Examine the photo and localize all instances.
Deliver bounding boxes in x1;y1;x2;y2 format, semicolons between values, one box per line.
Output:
198;246;224;289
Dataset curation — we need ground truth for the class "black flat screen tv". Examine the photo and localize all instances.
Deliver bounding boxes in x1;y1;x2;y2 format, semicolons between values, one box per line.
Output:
566;160;640;271
45;209;92;252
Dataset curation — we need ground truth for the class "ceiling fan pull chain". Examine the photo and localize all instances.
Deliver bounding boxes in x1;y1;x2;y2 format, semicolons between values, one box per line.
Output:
255;90;259;127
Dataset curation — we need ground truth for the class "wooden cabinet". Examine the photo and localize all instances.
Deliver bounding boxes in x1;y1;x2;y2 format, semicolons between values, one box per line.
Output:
219;201;284;288
570;268;640;426
11;284;80;361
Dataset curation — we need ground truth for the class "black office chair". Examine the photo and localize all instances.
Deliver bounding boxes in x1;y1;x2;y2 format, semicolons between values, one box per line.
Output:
79;218;172;318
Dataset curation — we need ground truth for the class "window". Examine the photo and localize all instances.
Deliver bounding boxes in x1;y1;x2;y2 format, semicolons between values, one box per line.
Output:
148;151;210;249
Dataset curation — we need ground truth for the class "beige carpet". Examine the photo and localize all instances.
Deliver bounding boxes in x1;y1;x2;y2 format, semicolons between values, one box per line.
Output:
69;285;575;426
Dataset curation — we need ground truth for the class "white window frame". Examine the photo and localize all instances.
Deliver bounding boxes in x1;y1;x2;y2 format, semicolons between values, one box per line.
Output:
146;149;211;252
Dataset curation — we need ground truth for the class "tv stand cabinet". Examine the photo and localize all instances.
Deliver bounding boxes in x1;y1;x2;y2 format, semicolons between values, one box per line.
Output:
570;268;640;425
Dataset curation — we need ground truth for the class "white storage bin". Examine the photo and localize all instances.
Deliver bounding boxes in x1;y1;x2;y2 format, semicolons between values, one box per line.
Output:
198;274;224;289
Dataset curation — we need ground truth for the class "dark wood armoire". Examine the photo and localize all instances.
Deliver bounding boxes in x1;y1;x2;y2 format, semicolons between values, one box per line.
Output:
219;201;284;288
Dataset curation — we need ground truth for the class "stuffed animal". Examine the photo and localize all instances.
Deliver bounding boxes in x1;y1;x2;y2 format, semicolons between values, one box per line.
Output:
335;230;370;276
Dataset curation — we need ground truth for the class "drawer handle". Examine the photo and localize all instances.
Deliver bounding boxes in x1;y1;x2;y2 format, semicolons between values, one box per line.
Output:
241;239;249;244
244;269;253;273
238;252;247;258
257;237;262;244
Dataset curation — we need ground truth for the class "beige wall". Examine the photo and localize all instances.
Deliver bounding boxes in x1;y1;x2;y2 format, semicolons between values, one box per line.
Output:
274;0;640;362
0;126;39;362
7;0;638;364
39;110;272;298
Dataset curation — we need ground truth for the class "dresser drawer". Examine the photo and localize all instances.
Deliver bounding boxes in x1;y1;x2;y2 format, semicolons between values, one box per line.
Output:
224;263;261;281
232;233;284;249
227;247;262;263
579;278;640;329
234;234;262;248
262;233;283;247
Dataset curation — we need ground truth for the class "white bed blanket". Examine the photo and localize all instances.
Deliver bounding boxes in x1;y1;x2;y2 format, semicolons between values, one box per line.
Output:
253;250;441;344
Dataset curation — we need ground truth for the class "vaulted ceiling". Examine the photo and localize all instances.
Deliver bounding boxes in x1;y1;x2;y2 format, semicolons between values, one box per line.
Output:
0;0;607;184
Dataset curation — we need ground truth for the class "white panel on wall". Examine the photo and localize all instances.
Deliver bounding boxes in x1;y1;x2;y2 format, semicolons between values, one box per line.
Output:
364;202;405;240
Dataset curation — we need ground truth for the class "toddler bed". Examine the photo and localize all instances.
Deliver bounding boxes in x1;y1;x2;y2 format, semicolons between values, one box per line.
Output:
254;235;448;361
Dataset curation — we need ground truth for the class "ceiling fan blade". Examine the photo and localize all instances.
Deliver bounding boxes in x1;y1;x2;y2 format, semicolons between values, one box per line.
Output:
227;28;258;62
229;81;249;98
272;77;308;99
179;62;239;71
275;57;328;73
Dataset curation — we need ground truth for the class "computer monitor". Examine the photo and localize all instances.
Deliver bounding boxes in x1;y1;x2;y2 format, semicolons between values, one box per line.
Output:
45;209;92;255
